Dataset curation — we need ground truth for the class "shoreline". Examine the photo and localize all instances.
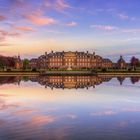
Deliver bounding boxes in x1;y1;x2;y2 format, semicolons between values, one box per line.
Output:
0;71;140;76
98;72;140;77
0;72;40;76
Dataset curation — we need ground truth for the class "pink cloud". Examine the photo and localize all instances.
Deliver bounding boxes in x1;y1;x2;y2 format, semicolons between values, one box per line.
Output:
66;21;77;26
55;0;72;10
122;28;140;33
90;24;118;31
0;15;6;21
24;13;56;26
0;29;20;42
14;26;36;32
44;0;72;11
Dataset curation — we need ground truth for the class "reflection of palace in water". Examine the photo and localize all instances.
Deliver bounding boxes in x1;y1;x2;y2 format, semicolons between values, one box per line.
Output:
0;76;139;89
33;76;112;89
29;76;140;89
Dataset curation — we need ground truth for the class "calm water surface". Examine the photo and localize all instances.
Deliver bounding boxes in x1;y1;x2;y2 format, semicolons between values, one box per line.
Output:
0;76;140;140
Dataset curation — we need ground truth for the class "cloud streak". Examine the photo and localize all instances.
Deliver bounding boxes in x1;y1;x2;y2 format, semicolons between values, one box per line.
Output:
117;13;138;21
44;0;72;12
0;15;6;21
23;12;56;26
91;24;140;34
90;24;118;31
0;29;20;42
14;26;36;32
46;29;64;34
122;29;140;33
66;21;77;26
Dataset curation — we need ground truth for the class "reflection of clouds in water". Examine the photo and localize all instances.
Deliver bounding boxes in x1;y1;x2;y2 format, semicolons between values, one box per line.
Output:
91;110;117;116
0;111;76;139
122;99;140;103
65;114;77;119
0;98;21;111
0;76;140;139
117;121;130;127
12;109;36;116
116;119;138;128
27;115;56;126
90;106;140;117
0;94;10;97
0;84;18;89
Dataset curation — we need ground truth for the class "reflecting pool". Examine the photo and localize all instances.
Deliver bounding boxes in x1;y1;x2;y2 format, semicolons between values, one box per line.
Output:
0;75;140;140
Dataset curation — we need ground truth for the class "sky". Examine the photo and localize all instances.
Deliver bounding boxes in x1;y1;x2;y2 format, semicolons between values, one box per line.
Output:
0;0;140;61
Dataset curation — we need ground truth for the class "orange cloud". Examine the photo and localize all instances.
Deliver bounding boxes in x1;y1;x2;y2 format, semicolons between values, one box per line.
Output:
24;13;56;26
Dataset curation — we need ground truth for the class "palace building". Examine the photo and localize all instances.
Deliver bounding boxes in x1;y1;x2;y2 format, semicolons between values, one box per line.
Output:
33;51;113;70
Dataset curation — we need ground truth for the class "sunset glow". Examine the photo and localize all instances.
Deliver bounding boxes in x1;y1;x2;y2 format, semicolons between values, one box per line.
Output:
0;0;140;60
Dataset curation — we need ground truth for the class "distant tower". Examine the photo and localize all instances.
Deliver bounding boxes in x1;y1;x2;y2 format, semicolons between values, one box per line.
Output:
117;55;126;69
18;53;20;59
15;54;23;69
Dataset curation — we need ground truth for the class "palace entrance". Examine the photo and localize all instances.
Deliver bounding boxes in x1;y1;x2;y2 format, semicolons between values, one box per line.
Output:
63;52;76;70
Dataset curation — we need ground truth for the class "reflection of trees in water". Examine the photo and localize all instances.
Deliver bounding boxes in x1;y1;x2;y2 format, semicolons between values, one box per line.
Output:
117;77;126;85
0;76;21;85
22;76;29;82
130;77;139;84
0;76;139;89
117;76;140;85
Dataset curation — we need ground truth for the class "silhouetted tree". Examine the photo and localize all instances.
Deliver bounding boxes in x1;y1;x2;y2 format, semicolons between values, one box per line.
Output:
130;77;139;84
0;56;15;68
130;56;139;67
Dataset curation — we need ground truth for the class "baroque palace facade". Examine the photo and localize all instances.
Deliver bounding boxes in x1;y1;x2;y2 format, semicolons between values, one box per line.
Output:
29;51;115;70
